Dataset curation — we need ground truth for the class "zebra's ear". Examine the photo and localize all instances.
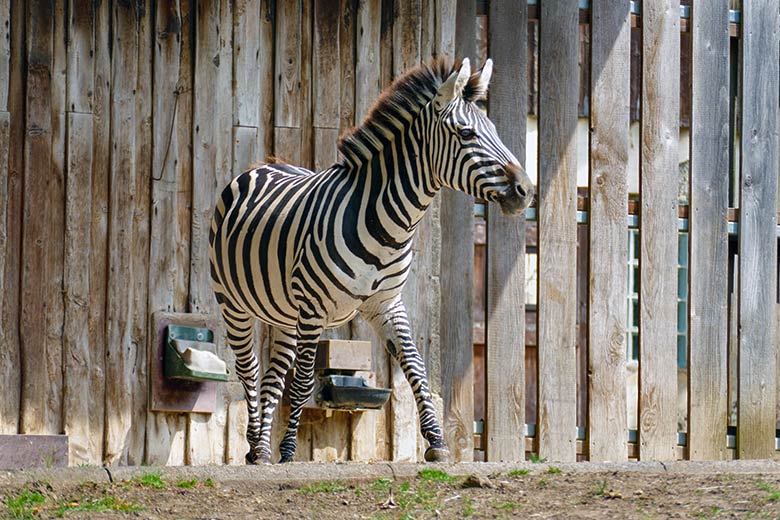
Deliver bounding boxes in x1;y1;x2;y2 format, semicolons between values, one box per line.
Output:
479;58;493;91
434;58;471;110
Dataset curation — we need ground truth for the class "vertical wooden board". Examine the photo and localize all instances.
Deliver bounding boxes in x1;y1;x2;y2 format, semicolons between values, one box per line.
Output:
63;113;94;465
485;0;526;463
738;0;779;460
349;0;383;462
274;127;303;166
146;0;191;466
437;0;476;464
420;0;435;59
20;1;53;435
299;0;314;170
313;128;338;173
0;0;24;436
587;0;630;463
274;0;302;128
639;0;680;462
313;0;340;129
189;0;233;465
44;0;67;437
312;411;349;462
392;0;426;462
104;0;138;464
127;0;153;466
338;0;355;136
537;0;578;462
258;0;275;160
688;1;729;461
0;0;9;111
0;111;14;434
226;399;249;464
232;0;260;128
233;126;259;175
66;0;94;114
87;0;110;462
435;0;456;59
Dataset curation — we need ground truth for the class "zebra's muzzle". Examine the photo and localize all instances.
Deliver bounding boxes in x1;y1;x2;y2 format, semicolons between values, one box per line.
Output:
497;163;535;216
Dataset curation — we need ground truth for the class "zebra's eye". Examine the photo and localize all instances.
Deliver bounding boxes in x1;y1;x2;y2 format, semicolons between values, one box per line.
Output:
458;127;477;140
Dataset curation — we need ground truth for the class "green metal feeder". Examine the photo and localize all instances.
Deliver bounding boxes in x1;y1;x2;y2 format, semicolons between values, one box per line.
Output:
164;324;229;383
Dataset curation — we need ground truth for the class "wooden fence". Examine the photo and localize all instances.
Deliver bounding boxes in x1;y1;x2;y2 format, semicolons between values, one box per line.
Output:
0;0;778;466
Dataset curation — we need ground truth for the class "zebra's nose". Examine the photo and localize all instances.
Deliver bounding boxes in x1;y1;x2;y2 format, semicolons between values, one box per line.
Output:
514;184;527;198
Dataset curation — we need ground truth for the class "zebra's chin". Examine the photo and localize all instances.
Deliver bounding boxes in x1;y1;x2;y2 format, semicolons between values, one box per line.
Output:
496;190;532;216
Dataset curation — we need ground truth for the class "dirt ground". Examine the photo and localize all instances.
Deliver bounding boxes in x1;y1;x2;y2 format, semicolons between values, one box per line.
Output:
2;462;780;519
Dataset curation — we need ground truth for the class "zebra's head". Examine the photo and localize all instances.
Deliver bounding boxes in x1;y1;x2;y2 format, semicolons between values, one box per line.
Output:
429;58;535;216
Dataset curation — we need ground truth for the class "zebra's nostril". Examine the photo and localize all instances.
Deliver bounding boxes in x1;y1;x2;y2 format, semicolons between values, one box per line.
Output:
515;184;526;198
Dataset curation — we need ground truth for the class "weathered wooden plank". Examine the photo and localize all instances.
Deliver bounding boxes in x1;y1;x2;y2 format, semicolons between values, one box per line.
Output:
0;435;68;469
313;0;340;129
233;126;258;175
63;112;94;465
67;0;93;113
639;0;680;462
738;0;779;460
349;0;383;461
484;0;527;463
226;398;249;464
188;0;233;466
86;0;110;461
0;0;9;111
232;0;260;128
104;0;138;464
312;410;350;462
435;0;456;59
688;0;729;461
300;0;314;169
274;127;302;166
313;127;338;173
274;0;302;128
537;0;578;462
146;0;191;466
0;0;23;436
438;0;476;464
587;0;630;463
258;0;275;160
338;0;355;137
128;0;153;466
391;0;427;462
20;1;54;435
0;110;13;434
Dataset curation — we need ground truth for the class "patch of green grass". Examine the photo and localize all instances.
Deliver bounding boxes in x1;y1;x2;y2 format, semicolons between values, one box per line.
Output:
498;500;520;512
417;468;457;483
135;471;166;489
297;481;347;494
462;496;474;516
204;478;216;488
4;490;45;520
547;467;562;475
591;480;609;497
508;468;530;477
397;486;436;511
55;497;141;517
756;480;780;501
370;478;393;492
528;453;547;464
176;479;198;489
537;478;547;488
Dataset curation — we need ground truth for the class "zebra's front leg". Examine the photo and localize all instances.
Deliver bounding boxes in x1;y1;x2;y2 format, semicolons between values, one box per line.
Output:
278;315;324;463
362;297;450;462
252;327;297;464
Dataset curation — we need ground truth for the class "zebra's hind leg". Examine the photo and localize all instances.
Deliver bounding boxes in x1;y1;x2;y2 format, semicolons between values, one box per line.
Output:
278;315;324;463
219;306;264;464
362;297;451;463
255;327;297;463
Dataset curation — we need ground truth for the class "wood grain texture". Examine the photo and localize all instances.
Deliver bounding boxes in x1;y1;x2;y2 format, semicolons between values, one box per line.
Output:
104;0;138;464
146;0;190;466
338;0;356;136
438;0;476;463
688;0;729;461
355;0;381;126
639;0;680;462
275;0;302;128
86;0;110;461
188;0;232;466
0;110;15;434
20;1;54;435
0;0;9;111
536;0;579;463
232;0;260;128
587;0;630;463
435;0;456;59
63;112;94;465
738;0;779;460
258;0;275;160
313;0;340;129
66;0;93;114
485;0;526;463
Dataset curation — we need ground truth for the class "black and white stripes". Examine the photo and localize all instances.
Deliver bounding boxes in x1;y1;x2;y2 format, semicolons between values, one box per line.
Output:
209;57;535;464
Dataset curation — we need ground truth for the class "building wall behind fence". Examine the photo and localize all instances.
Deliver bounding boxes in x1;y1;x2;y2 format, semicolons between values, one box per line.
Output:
0;0;460;466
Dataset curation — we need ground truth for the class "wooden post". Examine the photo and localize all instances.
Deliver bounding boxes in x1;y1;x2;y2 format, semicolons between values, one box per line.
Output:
484;0;526;463
588;0;630;462
537;0;579;463
688;0;730;461
639;0;679;461
738;0;779;459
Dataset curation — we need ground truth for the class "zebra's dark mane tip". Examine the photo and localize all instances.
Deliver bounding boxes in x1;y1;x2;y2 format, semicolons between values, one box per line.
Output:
338;56;481;163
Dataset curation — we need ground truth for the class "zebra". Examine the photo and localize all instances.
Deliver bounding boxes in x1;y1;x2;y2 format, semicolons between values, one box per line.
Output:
209;57;535;464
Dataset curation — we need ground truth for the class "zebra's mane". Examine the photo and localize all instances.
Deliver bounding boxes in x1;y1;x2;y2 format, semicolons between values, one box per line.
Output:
337;57;486;163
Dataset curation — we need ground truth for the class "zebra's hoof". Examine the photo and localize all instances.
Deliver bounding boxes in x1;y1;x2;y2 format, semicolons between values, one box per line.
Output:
245;451;272;465
424;446;451;463
279;455;294;464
